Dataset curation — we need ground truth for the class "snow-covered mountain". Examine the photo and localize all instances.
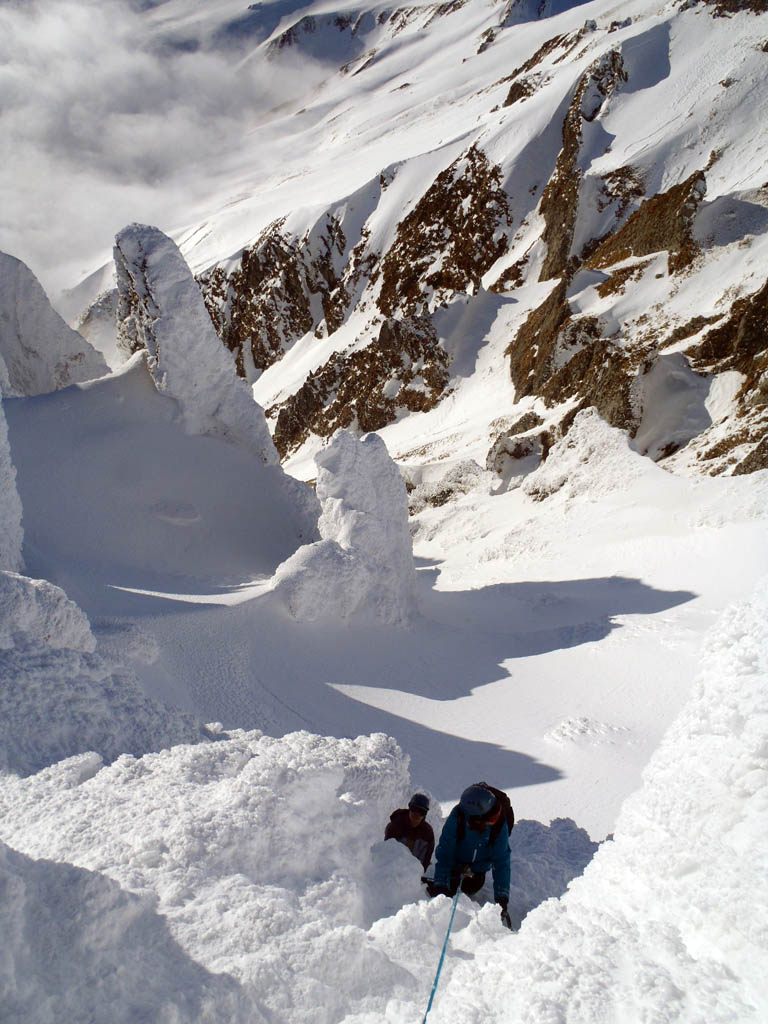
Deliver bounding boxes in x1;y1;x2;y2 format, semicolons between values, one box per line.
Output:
69;0;768;481
1;0;767;1021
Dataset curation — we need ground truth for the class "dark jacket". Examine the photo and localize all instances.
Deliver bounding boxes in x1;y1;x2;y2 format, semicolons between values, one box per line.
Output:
433;806;511;900
385;809;435;869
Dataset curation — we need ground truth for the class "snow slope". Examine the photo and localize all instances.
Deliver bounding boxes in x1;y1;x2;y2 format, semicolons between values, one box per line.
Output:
1;0;767;1020
0;580;764;1023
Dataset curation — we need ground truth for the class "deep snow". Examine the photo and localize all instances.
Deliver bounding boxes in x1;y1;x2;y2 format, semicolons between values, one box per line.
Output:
1;0;767;1020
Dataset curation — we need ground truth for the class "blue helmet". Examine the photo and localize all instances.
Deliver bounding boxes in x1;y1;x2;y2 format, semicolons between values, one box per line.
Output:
459;785;496;817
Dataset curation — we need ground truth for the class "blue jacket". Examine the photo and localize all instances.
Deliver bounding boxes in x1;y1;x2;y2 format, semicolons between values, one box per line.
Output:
433;806;511;900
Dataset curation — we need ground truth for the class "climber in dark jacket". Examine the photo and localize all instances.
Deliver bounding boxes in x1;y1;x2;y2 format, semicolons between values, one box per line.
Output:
385;792;435;869
426;784;512;928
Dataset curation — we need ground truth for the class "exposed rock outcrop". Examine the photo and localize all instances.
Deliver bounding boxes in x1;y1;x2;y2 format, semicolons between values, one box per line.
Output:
114;223;279;465
377;146;512;316
585;171;707;273
271;316;450;457
686;276;768;401
686;276;768;472
0;253;107;397
506;166;717;448
272;430;416;624
198;215;352;379
538;50;627;282
696;0;768;15
505;283;644;439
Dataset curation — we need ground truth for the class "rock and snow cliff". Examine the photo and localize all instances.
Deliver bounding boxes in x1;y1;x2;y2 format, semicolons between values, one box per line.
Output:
172;0;768;481
1;1;767;1022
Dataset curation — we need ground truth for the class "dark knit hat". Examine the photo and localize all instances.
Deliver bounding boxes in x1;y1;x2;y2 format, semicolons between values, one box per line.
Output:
408;793;430;814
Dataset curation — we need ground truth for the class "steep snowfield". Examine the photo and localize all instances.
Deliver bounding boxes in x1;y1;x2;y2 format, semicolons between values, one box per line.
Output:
1;0;767;1020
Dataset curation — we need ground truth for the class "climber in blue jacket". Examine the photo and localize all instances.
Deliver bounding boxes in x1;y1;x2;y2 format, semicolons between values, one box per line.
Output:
425;784;512;928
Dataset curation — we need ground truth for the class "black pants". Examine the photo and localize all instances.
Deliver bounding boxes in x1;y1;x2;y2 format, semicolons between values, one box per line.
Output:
447;868;485;897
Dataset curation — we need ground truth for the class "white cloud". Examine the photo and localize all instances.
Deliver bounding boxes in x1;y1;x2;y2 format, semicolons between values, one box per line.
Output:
0;0;325;299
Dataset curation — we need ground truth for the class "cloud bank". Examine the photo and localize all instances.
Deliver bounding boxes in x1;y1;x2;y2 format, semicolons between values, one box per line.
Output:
0;0;324;301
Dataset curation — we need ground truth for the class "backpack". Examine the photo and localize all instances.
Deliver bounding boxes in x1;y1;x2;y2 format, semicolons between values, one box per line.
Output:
456;781;515;843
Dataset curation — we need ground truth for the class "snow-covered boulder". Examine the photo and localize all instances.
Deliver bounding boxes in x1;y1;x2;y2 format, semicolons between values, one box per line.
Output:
114;224;278;464
0;253;107;397
0;395;23;573
273;430;416;624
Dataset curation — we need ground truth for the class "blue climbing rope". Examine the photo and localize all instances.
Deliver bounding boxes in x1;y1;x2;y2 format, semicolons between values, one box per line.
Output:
421;885;463;1024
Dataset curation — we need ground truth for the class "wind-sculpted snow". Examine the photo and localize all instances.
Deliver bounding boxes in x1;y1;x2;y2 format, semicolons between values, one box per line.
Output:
0;253;107;397
0;572;94;653
0;731;414;1023
422;579;768;1024
114;224;279;465
0;568;204;777
0;727;608;1024
0;395;23;573
0;840;248;1024
273;430;416;623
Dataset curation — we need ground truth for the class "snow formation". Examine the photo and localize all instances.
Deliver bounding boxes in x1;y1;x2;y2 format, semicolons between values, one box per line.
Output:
113;224;278;465
0;253;107;396
3;573;763;1023
1;0;768;1020
0;396;23;573
273;430;416;624
0;566;204;777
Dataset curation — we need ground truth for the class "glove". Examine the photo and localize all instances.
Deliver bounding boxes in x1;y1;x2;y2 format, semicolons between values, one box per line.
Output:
425;880;450;898
497;897;513;930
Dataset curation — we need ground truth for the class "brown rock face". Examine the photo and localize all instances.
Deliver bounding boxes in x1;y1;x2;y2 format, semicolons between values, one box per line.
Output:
586;171;707;273
700;0;768;15
377;146;512;317
686;277;768;396
505;283;639;435
197;215;351;378
503;76;539;106
539;50;627;282
271;316;450;457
